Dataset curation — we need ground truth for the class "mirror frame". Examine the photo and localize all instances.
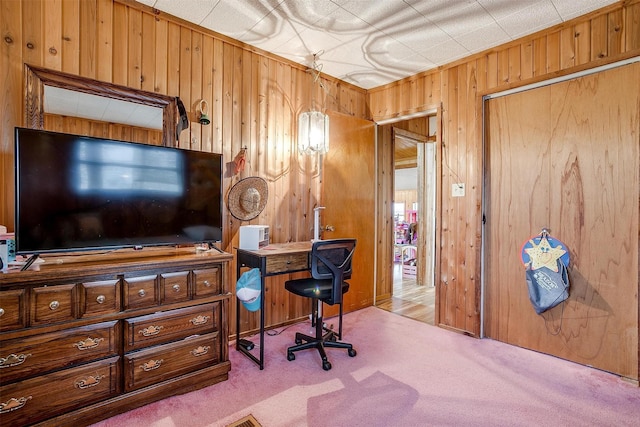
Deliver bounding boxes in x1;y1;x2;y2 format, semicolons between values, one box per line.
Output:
25;64;177;147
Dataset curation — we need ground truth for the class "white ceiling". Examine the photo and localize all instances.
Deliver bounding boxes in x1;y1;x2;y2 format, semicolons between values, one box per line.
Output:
135;0;617;89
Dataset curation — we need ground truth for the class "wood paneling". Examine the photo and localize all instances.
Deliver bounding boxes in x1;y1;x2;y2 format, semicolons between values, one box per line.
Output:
369;0;640;339
0;0;367;338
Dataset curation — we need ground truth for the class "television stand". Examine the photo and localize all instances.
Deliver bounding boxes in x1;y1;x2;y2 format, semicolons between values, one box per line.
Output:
0;247;232;427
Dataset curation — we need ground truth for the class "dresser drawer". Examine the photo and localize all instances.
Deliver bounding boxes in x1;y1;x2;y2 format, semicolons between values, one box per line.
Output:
0;356;120;427
123;275;158;310
266;252;309;274
160;271;189;304
0;289;27;332
123;303;218;351
30;284;77;325
79;279;121;317
193;266;222;297
0;321;119;383
124;334;218;392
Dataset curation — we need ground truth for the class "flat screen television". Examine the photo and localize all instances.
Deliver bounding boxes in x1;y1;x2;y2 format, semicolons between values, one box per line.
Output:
14;127;223;255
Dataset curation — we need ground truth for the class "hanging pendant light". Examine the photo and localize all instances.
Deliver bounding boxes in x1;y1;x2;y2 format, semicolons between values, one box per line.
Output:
298;53;329;155
298;110;329;155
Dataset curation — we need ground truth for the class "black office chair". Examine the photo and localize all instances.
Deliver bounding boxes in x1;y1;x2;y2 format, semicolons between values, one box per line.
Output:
285;238;357;370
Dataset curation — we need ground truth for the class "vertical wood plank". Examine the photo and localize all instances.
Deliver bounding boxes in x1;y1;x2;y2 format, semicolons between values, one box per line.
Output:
574;21;591;66
546;30;560;73
532;35;547;77
79;0;97;78
111;2;127;85
128;7;142;89
96;0;112;82
560;26;575;69
177;26;192;149
22;0;43;66
43;0;62;70
189;30;203;151
626;2;640;51
201;34;214;153
62;0;79;74
607;9;624;56
153;14;168;94
591;14;608;60
140;11;155;92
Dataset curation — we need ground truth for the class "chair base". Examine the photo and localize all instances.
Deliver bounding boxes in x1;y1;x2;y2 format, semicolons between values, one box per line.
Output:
286;313;356;371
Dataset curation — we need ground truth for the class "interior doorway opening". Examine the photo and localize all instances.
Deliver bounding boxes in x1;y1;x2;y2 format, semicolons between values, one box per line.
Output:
377;115;437;325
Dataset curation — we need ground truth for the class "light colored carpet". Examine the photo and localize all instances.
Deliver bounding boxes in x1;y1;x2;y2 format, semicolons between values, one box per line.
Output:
91;306;640;427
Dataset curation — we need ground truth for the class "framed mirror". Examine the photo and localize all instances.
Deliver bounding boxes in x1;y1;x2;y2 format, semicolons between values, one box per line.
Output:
25;64;178;147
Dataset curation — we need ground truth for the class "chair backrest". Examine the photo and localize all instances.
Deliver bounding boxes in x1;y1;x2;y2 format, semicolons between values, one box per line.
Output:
310;238;357;305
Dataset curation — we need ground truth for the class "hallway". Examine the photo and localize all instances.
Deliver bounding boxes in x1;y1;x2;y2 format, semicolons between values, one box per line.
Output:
377;263;434;324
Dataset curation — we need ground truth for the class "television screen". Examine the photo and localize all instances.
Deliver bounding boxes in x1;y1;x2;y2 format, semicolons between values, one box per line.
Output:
15;127;223;254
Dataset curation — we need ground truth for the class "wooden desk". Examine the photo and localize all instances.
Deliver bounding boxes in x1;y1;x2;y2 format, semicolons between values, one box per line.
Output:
235;242;312;369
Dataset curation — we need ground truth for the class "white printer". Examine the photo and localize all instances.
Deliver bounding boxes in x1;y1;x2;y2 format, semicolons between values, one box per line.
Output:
239;225;270;250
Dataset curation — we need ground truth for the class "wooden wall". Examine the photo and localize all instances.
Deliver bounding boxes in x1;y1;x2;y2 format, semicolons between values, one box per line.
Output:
0;0;368;336
370;0;640;336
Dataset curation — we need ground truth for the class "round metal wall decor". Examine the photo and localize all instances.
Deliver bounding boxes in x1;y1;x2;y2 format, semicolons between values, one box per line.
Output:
228;176;268;221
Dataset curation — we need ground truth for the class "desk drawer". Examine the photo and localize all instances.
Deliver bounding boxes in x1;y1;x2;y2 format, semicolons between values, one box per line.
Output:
124;303;218;351
124;333;218;392
265;253;309;274
0;320;118;384
0;356;120;427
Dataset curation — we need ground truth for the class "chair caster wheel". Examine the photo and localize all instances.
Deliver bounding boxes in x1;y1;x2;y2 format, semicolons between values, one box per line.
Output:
348;348;357;357
322;361;332;371
287;352;295;361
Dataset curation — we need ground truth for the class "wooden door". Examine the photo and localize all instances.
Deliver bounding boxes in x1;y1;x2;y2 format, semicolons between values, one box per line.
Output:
484;63;639;380
322;111;376;314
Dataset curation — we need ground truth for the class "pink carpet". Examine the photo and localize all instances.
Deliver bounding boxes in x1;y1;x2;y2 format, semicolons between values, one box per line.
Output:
91;307;640;427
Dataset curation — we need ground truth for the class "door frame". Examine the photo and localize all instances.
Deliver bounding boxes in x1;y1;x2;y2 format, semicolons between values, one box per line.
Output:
374;107;439;310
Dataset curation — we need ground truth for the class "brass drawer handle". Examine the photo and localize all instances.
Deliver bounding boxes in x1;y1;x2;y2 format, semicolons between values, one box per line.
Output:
203;280;211;287
140;359;163;372
73;337;104;351
0;308;4;317
138;289;146;297
190;315;210;326
96;295;106;304
75;374;105;389
0;396;32;413
0;353;32;368
190;345;210;357
139;325;163;337
172;284;181;292
49;300;60;310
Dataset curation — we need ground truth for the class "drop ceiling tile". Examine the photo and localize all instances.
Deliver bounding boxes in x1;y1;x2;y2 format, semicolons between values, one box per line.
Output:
497;1;561;39
426;2;497;38
551;0;618;20
200;1;275;39
417;37;469;65
455;21;511;53
477;0;541;21
150;0;219;26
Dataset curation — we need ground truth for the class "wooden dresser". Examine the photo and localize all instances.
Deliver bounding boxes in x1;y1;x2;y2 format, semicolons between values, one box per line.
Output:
0;247;232;426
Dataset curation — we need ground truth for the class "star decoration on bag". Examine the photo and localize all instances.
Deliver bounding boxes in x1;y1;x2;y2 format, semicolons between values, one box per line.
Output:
524;237;566;272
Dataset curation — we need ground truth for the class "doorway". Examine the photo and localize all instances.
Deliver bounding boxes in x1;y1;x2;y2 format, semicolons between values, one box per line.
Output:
377;115;437;324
